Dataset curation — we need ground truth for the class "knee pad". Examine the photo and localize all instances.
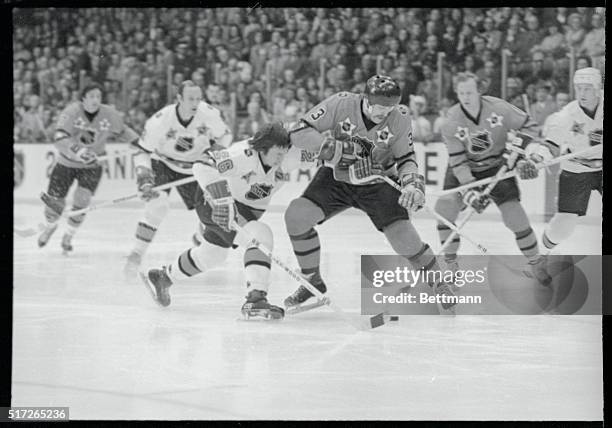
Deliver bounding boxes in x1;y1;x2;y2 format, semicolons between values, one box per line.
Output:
143;192;170;226
498;200;530;233
546;212;579;243
285;197;322;236
434;194;462;221
42;194;66;222
72;187;93;209
236;220;273;251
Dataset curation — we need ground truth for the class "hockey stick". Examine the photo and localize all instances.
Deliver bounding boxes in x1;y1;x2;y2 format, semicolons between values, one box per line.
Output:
347;165;543;284
13;176;196;238
430;146;601;197
230;220;387;330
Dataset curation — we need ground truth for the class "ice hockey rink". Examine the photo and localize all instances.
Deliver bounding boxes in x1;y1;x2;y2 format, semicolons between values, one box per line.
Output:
13;202;602;420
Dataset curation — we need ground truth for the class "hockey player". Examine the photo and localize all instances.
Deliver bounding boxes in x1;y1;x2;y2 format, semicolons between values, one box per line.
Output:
141;122;319;319
124;80;232;277
519;68;603;253
434;72;550;284
38;83;139;253
282;75;457;314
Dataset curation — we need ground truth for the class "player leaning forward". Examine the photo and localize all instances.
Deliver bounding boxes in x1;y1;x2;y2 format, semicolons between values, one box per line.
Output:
283;75;457;313
435;72;549;284
532;67;603;253
141;122;319;319
124;81;232;277
38;83;139;252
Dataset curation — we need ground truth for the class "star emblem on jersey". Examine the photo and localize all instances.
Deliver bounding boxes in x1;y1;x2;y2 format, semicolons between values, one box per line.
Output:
99;118;111;132
571;121;585;135
166;128;177;139
197;125;209;135
486;112;503;128
241;171;256;184
74;117;87;130
454;127;469;142
339;118;356;136
376;126;394;146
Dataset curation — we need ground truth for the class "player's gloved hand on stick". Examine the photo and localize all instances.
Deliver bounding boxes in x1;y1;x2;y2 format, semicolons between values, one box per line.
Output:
398;173;425;211
352;157;385;179
462;188;491;213
204;180;236;232
136;166;159;201
318;137;359;168
75;147;97;165
516;158;539;179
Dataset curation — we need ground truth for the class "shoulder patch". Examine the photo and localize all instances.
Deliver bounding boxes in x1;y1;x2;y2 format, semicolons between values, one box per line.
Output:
244;148;254;157
337;91;349;98
217;159;234;173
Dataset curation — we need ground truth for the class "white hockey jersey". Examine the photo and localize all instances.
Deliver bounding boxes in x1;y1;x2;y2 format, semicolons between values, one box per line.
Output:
209;139;318;210
544;94;603;173
139;102;232;174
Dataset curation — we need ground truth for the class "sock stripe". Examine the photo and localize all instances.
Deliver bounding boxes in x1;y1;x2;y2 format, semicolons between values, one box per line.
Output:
245;260;272;269
290;228;318;241
515;227;533;240
424;257;436;271
135;234;153;243
138;222;157;232
519;242;537;252
436;224;451;231
409;243;429;261
178;249;200;277
294;246;321;256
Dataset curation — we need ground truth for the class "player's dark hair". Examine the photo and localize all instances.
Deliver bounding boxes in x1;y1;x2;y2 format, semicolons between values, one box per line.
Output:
249;122;291;153
177;80;200;97
80;82;104;100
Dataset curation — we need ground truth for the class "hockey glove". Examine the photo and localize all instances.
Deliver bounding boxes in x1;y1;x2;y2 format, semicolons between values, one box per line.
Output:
462;188;491;214
516;159;539;179
75;147;97;165
398;173;426;211
136;166;159;201
204;180;236;232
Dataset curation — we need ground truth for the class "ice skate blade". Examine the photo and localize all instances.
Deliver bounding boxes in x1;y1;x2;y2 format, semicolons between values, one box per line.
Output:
285;296;330;315
241;309;284;321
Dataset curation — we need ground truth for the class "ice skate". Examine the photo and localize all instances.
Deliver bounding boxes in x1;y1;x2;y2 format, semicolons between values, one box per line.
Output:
60;233;73;254
284;271;328;315
434;282;457;315
124;251;142;280
37;223;58;248
140;267;172;307
241;289;285;320
526;255;552;287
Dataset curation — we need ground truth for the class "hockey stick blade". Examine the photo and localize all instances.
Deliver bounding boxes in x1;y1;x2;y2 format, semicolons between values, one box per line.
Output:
286;296;330;315
234;223;386;331
14;223;44;238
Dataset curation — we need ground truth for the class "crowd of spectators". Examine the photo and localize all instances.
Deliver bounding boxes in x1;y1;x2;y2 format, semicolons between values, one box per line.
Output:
14;7;605;144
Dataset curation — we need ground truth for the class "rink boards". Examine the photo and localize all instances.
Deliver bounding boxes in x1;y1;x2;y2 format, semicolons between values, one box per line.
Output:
13;142;587;216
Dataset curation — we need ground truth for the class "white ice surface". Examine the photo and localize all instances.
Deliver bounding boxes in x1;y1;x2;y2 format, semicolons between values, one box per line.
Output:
13;204;602;420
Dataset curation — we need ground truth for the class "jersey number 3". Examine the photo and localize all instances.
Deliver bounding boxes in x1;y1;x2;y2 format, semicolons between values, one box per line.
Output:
310;108;326;121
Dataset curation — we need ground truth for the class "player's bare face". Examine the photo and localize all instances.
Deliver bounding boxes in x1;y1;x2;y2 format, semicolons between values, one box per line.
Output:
82;89;102;113
178;86;203;119
363;98;395;124
456;79;480;115
575;84;599;111
260;145;289;168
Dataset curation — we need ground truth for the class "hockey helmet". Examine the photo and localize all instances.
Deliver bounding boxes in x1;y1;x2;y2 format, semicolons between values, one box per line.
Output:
364;75;401;106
